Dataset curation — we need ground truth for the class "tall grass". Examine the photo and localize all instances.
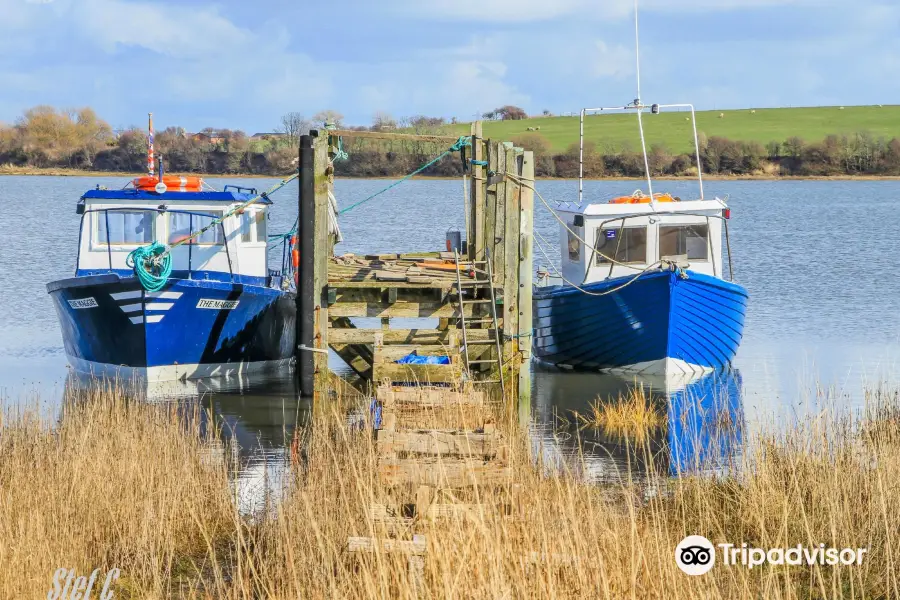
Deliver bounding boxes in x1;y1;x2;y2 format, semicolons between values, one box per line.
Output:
2;381;900;598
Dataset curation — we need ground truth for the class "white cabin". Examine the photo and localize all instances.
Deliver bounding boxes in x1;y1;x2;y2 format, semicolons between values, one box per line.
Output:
553;197;730;286
75;188;272;284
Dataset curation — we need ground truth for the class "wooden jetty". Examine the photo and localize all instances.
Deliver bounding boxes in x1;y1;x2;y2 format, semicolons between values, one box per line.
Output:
295;123;535;408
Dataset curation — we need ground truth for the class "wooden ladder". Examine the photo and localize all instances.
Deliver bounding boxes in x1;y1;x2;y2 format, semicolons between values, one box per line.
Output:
452;247;505;396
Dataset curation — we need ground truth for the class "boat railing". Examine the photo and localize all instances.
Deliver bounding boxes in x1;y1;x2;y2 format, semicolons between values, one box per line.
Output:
578;102;705;207
76;207;235;282
268;233;297;290
582;211;734;282
223;184;258;195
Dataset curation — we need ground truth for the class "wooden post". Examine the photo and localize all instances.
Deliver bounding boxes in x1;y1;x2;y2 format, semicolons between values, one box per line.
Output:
517;151;535;421
298;132;330;398
469;122;485;262
298;134;316;397
313;135;331;396
502;144;520;396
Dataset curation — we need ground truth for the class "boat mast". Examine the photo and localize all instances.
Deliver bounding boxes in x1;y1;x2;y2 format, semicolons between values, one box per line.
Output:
147;112;155;178
632;0;655;209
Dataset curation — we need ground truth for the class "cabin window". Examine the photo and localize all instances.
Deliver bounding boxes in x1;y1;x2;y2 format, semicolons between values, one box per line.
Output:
240;209;267;243
167;212;224;245
567;225;582;261
594;226;647;265
96;210;155;246
659;224;709;260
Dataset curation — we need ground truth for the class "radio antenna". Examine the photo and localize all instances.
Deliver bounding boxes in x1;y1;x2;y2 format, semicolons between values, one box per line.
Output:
633;0;655;205
634;0;642;103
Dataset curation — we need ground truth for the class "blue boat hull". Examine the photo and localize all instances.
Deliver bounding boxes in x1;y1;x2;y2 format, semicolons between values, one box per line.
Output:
532;269;748;375
47;274;296;381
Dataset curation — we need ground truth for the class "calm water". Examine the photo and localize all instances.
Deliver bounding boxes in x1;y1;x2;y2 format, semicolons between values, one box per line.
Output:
1;176;899;491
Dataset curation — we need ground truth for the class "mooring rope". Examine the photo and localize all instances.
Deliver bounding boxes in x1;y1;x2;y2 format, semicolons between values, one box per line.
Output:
339;136;471;215
504;172;646;272
126;242;172;293
533;229;677;297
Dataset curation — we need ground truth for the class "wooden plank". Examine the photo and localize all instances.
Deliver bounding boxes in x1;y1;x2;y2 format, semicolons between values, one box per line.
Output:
367;504;414;535
373;363;462;385
329;301;474;318
348;535;427;555
330;128;461;143
374;270;408;282
329;287;444;305
406;276;436;284
327;328;491;345
377;429;503;458
327;279;455;291
376;344;457;363
378;458;513;488
378;387;486;408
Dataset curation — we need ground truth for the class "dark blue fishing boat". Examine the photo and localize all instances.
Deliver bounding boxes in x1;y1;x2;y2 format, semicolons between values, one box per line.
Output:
47;115;299;382
532;101;748;377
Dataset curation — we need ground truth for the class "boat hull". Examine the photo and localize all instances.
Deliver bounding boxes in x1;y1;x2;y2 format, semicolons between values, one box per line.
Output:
48;274;296;382
532;269;747;375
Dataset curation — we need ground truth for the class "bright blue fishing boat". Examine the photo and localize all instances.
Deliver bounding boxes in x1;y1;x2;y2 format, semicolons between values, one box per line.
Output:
532;104;748;377
47;115;298;382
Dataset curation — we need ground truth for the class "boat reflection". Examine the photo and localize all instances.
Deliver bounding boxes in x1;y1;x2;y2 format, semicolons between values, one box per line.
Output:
532;365;744;482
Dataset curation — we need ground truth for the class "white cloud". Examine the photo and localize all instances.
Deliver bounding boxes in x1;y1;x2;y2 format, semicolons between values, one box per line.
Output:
400;0;824;22
592;41;635;79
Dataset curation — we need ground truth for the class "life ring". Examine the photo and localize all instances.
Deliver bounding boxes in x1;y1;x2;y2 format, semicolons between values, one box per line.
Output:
133;176;203;192
609;191;677;204
291;235;300;285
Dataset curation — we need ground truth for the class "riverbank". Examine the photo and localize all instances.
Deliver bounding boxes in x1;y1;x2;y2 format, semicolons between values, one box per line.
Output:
3;380;898;598
3;165;900;182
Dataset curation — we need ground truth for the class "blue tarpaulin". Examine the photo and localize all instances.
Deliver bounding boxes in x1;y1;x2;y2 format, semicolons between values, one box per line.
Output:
395;352;450;365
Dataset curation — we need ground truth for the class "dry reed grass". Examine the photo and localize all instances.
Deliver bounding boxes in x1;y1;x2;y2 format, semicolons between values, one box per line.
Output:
2;380;900;598
577;384;666;444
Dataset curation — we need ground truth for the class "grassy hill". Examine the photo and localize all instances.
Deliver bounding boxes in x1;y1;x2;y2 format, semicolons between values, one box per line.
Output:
451;105;900;154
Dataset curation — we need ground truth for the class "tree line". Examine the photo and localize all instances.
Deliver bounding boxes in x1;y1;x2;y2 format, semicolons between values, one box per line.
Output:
3;105;900;178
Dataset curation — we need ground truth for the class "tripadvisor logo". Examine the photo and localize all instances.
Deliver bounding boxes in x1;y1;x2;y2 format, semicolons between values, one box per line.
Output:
675;536;868;575
675;535;716;575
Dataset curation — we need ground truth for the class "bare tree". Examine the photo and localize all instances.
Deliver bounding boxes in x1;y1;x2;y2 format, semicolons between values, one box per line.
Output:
313;110;344;128
279;112;309;147
371;111;396;131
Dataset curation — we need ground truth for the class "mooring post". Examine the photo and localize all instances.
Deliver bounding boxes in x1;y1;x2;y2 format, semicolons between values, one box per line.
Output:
517;151;535;423
501;144;520;397
469;121;485;262
298;133;317;397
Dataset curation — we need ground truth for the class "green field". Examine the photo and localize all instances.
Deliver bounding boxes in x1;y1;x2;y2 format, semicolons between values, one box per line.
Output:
451;105;900;154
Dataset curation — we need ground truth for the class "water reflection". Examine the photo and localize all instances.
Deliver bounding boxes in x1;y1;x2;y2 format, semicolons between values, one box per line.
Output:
532;366;744;482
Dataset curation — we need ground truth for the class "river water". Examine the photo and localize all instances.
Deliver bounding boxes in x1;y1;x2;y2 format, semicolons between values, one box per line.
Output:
1;176;899;504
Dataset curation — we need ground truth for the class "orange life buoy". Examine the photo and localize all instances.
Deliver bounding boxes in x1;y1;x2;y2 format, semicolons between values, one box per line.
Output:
133;175;203;192
610;192;677;204
291;235;300;285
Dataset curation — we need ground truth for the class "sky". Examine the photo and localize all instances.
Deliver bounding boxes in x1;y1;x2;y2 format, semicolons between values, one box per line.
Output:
0;0;897;133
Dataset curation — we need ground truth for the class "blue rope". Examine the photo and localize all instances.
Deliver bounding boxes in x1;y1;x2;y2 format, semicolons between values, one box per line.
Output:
339;136;471;215
126;242;172;292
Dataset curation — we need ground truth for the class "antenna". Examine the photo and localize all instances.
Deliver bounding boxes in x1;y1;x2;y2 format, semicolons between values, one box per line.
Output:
634;0;642;104
632;0;655;207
